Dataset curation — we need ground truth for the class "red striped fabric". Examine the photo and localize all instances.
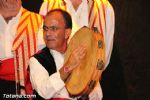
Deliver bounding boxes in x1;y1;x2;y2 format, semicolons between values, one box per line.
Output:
12;8;43;94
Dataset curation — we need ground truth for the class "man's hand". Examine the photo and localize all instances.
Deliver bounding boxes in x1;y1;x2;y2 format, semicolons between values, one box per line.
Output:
59;43;87;82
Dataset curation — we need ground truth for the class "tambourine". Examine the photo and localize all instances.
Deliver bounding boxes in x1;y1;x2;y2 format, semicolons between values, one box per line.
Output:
64;26;105;96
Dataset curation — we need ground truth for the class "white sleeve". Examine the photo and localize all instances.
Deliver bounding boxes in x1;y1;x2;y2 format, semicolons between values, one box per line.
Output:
29;57;65;99
39;2;48;16
89;82;103;100
104;1;115;69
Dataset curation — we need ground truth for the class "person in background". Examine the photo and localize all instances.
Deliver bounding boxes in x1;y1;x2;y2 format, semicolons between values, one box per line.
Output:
22;0;115;99
0;0;44;98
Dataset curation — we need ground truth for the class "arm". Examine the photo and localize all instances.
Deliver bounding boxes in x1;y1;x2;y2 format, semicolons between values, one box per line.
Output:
29;57;65;99
104;0;115;69
21;0;43;13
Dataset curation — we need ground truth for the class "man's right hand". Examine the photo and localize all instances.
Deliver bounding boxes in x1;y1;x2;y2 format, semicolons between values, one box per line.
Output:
59;43;87;82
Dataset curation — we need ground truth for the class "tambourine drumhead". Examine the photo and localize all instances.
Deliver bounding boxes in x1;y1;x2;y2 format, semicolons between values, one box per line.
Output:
64;26;105;96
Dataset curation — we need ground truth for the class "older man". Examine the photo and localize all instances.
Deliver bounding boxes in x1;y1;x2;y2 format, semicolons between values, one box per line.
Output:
29;9;104;100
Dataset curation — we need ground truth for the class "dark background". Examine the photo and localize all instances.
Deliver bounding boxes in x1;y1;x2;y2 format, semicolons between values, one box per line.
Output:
22;0;150;100
101;0;150;100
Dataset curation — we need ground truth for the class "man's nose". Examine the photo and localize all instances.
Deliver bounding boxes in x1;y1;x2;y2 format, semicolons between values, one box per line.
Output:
44;30;53;37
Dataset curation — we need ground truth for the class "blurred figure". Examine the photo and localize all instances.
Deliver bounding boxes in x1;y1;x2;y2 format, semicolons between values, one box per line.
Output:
0;0;44;98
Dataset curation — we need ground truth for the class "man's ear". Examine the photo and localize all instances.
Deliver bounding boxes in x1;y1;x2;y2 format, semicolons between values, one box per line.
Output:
65;29;71;39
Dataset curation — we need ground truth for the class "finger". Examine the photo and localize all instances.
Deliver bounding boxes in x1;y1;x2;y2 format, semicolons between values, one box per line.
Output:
77;44;87;56
79;50;87;59
79;45;87;54
75;43;86;54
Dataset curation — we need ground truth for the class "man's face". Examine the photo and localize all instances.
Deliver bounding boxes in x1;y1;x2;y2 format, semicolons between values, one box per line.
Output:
43;12;70;52
0;0;21;12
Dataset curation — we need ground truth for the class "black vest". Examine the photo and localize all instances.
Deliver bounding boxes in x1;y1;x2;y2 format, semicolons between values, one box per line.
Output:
33;47;57;100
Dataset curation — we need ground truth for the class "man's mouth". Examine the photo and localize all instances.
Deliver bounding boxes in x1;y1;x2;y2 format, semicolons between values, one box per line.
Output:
46;38;55;42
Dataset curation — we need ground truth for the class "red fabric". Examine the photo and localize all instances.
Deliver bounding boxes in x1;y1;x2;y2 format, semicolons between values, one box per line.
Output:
0;58;15;81
25;67;33;95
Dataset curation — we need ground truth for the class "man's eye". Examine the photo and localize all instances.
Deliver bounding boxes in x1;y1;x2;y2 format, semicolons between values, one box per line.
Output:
43;25;60;32
43;26;49;31
50;26;58;31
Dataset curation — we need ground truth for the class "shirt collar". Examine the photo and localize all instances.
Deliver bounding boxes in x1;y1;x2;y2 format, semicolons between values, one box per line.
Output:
50;49;64;70
50;49;64;59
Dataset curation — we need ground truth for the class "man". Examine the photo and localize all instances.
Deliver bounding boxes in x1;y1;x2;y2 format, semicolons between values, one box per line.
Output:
0;0;44;97
29;9;102;100
22;1;114;99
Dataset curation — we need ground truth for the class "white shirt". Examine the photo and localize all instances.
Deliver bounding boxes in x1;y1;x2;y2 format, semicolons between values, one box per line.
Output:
0;9;21;60
29;49;102;99
29;49;74;99
0;7;45;60
65;0;88;40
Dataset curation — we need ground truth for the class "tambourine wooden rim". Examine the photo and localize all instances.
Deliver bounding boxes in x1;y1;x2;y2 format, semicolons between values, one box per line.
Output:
64;26;105;96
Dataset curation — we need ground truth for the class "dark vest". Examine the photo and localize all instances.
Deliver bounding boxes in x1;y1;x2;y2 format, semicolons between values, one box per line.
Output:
33;47;57;100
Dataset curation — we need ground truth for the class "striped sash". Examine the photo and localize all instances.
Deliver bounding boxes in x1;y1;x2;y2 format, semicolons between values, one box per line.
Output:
88;0;106;35
46;0;66;12
12;8;43;94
